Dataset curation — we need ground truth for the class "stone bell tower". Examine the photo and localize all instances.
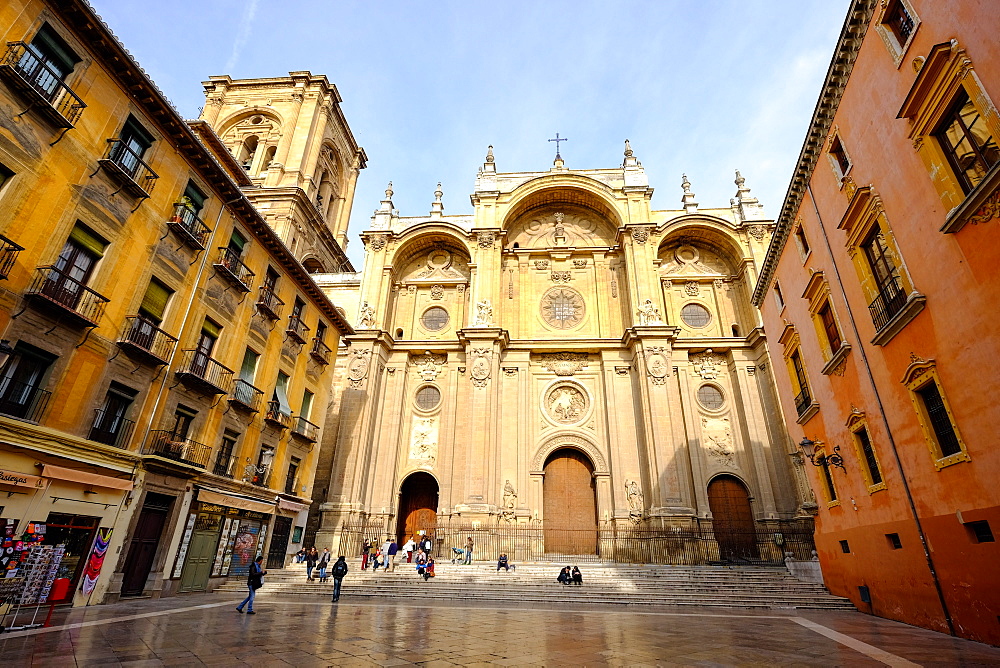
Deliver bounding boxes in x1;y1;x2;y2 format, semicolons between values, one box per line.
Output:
199;71;367;272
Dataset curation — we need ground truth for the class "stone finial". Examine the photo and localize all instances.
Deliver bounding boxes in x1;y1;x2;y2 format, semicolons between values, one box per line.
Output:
624;139;633;157
486;145;494;163
385;181;394;199
434;182;443;202
735;170;746;189
430;182;444;218
681;174;698;213
681;174;691;193
733;169;765;222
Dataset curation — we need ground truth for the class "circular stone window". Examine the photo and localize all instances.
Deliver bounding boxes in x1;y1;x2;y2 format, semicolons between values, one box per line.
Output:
421;306;449;331
415;385;441;411
697;384;725;411
541;287;585;329
680;303;712;328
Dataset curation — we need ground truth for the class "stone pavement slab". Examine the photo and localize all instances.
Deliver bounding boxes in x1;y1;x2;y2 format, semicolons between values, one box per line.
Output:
1;592;999;666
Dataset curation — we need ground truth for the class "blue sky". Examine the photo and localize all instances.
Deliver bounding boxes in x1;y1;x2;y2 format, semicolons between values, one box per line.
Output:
93;0;850;269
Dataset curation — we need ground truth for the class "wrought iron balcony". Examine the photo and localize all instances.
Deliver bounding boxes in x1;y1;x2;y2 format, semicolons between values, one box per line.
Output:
309;337;331;365
24;265;109;327
868;276;908;332
144;430;211;468
256;285;284;321
166;203;212;250
174;349;233;395
264;400;292;430
250;467;271;488
230;378;264;412
0;41;86;128
88;409;135;449
0;377;50;423
213;247;254;292
794;389;813;417
213;455;238;479
117;315;177;366
291;416;319;443
285;314;310;344
98;139;158;199
0;234;24;280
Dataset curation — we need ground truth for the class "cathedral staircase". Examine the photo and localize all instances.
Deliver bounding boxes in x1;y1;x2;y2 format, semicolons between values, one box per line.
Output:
217;560;854;610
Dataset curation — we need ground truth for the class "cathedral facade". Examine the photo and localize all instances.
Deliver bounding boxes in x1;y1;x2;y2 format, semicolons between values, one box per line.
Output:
313;146;815;559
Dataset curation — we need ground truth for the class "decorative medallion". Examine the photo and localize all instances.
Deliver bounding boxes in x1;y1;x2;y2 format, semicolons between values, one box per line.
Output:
477;231;496;249
534;260;550;271
366;233;388;251
747;225;768;241
545;383;589;425
470;347;492;388
702;417;735;467
348;349;372;389
409;416;437;464
645;346;670;385
430;284;444;300
684;281;699;297
541;287;585;329
573;259;587;268
538;351;589;376
691;349;725;380
631;228;650;244
413;351;446;381
550;271;572;283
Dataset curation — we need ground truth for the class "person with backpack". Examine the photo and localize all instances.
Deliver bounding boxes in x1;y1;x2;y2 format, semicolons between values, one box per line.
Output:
331;555;348;602
236;555;266;614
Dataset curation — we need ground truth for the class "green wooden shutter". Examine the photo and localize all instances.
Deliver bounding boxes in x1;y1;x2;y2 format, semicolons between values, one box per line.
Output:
202;318;222;339
68;224;108;257
239;349;259;381
139;278;172;322
184;182;206;212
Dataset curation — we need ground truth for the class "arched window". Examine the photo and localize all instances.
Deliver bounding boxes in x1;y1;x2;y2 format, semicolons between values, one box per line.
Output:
263;145;277;169
238;135;259;171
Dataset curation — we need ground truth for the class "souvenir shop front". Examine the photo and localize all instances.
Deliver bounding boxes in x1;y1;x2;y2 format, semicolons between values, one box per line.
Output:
171;487;272;593
0;457;134;608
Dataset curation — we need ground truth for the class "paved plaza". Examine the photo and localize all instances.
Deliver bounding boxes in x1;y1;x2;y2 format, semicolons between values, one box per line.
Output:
1;592;999;667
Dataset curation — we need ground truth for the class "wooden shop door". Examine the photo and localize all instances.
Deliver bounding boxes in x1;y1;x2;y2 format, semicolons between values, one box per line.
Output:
121;493;173;596
396;472;439;547
543;448;597;555
707;475;759;561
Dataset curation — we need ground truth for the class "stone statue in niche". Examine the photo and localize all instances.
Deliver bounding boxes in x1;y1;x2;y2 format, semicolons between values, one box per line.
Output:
625;478;644;522
547;385;587;424
636;299;663;325
501;480;517;522
358;301;376;328
474;299;493;327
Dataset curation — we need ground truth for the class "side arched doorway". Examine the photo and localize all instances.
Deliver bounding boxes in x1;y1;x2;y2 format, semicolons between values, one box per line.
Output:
707;475;759;561
543;448;598;555
396;472;439;545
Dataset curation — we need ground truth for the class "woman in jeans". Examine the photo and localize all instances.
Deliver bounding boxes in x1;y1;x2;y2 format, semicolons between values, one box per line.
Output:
236;556;266;614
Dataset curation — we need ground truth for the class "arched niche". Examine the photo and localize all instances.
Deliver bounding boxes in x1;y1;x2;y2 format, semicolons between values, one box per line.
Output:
502;180;622;249
388;231;472;340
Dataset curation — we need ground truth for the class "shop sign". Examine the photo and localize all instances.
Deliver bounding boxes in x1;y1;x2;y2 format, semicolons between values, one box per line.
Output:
196;502;271;521
0;469;45;489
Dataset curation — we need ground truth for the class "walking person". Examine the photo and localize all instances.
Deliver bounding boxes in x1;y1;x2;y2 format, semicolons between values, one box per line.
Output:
463;536;474;565
318;548;331;583
305;546;318;581
387;538;399;572
361;539;372;570
236;556;266;614
403;537;415;563
331;555;348;602
380;537;392;571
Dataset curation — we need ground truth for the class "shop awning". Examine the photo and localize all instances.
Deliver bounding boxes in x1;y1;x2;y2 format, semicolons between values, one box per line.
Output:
277;497;309;513
198;488;274;514
41;464;133;491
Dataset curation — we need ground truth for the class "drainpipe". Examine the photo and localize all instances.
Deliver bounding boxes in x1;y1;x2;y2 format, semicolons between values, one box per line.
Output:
805;183;954;636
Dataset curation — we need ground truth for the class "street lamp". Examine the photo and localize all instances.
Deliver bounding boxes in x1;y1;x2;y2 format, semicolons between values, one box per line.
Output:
798;437;846;472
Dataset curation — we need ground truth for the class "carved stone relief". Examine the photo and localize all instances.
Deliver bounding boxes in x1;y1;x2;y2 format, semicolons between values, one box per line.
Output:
644;347;670;385
534;260;550;271
473;300;493;327
358;301;376;328
430;284;444;300
348;349;372;389
702;416;735;467
636;299;663;325
684;281;699;296
631;228;650;244
550;271;572;283
470;347;492;388
537;352;589;376
501;480;517;522
409;416;437;464
545;383;589;425
572;259;587;268
476;231;496;249
412;351;446;381
625;478;644;522
691;350;725;380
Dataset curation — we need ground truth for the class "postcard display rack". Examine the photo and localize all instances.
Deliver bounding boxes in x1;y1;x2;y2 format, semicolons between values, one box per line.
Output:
0;520;65;632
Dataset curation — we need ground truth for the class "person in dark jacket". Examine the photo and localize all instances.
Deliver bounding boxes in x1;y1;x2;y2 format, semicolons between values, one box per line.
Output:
331;555;348;602
572;566;583;585
361;539;372;570
557;566;571;584
386;539;399;572
236;556;266;614
317;548;331;583
305;546;318;581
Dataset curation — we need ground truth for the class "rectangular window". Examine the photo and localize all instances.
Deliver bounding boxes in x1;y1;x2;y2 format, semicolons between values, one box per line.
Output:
829;135;852;180
965;520;995;544
214;430;238;477
839;539;850;554
934;89;1000;195
854;426;884;487
239;348;258;383
111;115;154;177
264;267;278;292
291;297;304;321
883;0;915;46
273;372;291;415
793;226;811;260
27;24;79;80
169;405;197;441
228;229;247;255
818;302;842;355
139;277;172;325
886;533;902;549
0;161;13;190
90;382;137;447
182;181;206;213
821;459;838;503
773;281;785;310
0;342;55;421
284;456;300;495
915;381;962;458
790;350;811;416
300;390;314;420
314;320;327;344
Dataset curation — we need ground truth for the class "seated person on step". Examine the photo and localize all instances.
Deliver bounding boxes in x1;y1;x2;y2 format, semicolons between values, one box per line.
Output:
572;566;582;585
497;553;512;571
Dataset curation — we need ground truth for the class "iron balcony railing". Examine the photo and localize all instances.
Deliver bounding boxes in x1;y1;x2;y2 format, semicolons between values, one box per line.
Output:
166;203;212;249
88;409;135;449
794;388;812;416
214;247;255;292
118;315;177;365
0;41;87;127
25;265;109;327
0;377;50;423
0;234;25;280
256;285;284;320
309;337;331;365
213;455;237;479
144;430;212;468
100;139;158;198
868;275;908;332
174;349;233;395
230;378;264;412
286;314;310;344
264;400;292;430
291;416;319;442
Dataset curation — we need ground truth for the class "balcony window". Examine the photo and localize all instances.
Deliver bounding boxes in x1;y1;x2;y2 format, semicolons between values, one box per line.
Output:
0;233;25;280
167;182;211;249
790;351;813;418
250;446;274;487
0;342;54;422
231;349;263;412
144;430;211;468
265;372;293;429
89;383;137;449
935;89;1000;195
100;116;157;199
284;457;300;495
26;225;109;327
175;320;233;395
214;232;254;292
213;431;239;478
0;25;86;127
256;268;283;320
286;298;310;344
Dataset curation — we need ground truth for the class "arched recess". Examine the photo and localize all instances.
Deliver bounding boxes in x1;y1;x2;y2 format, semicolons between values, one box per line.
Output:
543;448;598;555
501;179;622;249
396;471;439;546
301;256;325;274
707;474;759;561
531;431;608;473
502;176;624;231
216;109;283;176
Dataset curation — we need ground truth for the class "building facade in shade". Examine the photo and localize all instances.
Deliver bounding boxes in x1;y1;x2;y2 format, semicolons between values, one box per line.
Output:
310;145;817;560
753;0;1000;645
0;0;354;605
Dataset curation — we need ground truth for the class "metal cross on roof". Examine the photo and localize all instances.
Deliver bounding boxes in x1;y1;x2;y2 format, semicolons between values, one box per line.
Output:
548;133;568;159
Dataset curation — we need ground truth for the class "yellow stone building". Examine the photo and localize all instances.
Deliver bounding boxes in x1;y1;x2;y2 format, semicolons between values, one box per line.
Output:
312;146;816;561
0;0;354;606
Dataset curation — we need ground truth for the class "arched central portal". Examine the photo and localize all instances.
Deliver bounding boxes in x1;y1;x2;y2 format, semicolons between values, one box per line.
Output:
543;448;597;554
707;475;759;561
397;472;439;545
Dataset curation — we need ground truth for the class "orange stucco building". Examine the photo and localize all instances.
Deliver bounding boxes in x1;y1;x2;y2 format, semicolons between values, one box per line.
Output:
754;0;1000;644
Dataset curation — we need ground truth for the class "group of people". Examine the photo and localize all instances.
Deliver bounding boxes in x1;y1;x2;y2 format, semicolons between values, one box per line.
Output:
296;547;332;582
360;534;437;571
557;566;583;585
